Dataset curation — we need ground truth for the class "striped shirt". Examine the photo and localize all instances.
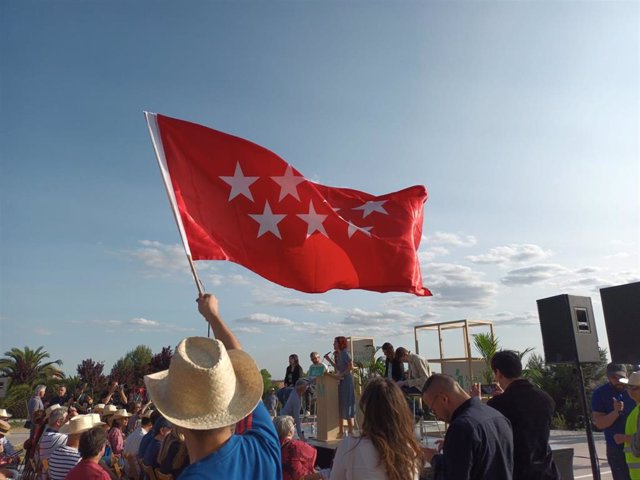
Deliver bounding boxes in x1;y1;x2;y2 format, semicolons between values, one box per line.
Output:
38;429;68;460
48;445;81;480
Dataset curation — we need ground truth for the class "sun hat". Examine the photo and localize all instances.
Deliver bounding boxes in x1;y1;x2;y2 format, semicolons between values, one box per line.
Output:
144;336;262;430
620;372;640;387
60;414;105;435
0;419;10;435
112;409;132;420
93;403;106;413
45;404;64;416
0;409;12;419
102;405;118;416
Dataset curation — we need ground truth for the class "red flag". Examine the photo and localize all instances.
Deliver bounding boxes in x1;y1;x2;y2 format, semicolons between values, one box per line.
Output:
148;113;431;297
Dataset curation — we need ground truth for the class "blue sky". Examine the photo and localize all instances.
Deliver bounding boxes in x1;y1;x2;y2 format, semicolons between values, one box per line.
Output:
1;1;638;380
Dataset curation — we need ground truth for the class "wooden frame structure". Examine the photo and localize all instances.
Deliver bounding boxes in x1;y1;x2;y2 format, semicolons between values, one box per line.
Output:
414;319;495;385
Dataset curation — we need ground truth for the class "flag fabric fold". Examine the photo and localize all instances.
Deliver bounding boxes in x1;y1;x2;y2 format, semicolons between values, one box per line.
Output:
147;113;431;297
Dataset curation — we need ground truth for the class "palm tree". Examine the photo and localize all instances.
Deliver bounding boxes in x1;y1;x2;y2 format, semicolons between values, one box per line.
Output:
473;333;501;383
0;346;64;387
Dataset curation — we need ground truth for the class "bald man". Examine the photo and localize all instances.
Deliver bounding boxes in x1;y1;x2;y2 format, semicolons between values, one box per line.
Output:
422;374;514;480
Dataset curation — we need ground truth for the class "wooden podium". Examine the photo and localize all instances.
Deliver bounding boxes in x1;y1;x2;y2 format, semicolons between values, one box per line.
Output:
315;373;340;441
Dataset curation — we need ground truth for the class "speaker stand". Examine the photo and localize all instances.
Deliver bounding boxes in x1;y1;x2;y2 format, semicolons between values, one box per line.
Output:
576;361;601;480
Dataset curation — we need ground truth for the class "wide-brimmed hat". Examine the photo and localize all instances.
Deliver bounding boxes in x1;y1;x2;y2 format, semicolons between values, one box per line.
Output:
0;409;12;419
620;372;640;387
45;404;64;416
102;405;118;416
0;419;10;435
144;337;262;430
93;404;106;413
60;414;105;435
112;409;132;420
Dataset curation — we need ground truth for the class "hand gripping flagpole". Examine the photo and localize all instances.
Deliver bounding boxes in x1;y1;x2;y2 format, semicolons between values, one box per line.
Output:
144;112;210;336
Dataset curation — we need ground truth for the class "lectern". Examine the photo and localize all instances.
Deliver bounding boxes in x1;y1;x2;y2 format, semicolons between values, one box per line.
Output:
315;373;340;441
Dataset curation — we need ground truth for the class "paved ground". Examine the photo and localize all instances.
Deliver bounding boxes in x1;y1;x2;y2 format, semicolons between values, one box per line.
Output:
550;430;612;479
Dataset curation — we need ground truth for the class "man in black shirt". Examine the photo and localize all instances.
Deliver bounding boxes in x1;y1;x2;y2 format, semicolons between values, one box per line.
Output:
423;373;514;480
476;350;559;480
381;342;403;382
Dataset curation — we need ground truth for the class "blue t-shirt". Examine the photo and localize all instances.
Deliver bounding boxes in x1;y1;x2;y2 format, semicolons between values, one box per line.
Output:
179;403;281;479
591;382;634;447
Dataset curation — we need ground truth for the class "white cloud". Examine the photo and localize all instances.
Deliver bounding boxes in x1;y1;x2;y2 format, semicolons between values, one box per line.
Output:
129;317;160;327
418;246;450;262
252;289;340;313
343;308;417;326
235;326;262;334
34;328;53;336
426;232;477;248
492;311;539;327
501;264;571;286
235;313;295;326
129;240;190;276
423;263;498;308
467;244;552;265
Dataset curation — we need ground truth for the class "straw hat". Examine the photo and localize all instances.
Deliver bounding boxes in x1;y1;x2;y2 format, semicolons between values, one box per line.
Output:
0;408;12;419
45;404;64;416
144;337;262;430
0;419;10;435
93;404;106;413
112;409;132;420
60;414;105;435
102;405;118;416
620;372;640;387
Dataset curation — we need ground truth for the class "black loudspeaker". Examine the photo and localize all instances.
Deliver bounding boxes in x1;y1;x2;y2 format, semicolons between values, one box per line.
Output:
536;294;600;364
600;282;640;365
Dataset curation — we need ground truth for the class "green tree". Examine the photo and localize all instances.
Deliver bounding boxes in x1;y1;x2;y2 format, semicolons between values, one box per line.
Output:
260;369;275;397
473;333;501;384
525;348;608;430
0;346;64;387
110;345;153;388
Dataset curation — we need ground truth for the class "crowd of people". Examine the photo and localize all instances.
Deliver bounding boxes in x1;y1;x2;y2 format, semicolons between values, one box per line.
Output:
1;293;639;480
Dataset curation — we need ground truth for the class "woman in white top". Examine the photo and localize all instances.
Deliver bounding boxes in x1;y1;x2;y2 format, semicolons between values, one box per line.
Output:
330;377;424;480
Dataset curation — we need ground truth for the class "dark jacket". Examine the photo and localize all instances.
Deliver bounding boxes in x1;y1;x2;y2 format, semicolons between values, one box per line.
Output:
488;378;560;480
432;396;514;480
384;357;404;382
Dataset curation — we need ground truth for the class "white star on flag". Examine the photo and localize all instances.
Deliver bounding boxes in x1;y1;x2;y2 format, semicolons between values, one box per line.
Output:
271;165;305;201
220;163;259;201
353;200;388;218
297;201;328;238
249;201;286;239
347;223;373;238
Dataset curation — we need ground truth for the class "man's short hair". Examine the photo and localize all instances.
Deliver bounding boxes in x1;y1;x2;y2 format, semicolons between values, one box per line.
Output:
422;373;456;394
295;379;308;390
273;416;294;440
49;408;66;425
141;417;152;427
606;363;627;378
78;427;107;459
382;342;394;351
491;350;522;378
395;347;409;361
35;384;46;395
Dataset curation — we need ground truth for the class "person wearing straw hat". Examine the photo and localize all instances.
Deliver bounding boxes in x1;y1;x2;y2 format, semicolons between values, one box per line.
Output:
0;420;17;462
48;414;105;480
144;293;281;479
107;409;131;456
615;372;640;480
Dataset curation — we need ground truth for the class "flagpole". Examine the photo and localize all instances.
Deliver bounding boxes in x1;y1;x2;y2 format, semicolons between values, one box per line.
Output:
144;111;205;298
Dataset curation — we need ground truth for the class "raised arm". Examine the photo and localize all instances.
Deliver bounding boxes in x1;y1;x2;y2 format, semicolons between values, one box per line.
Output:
197;293;241;351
